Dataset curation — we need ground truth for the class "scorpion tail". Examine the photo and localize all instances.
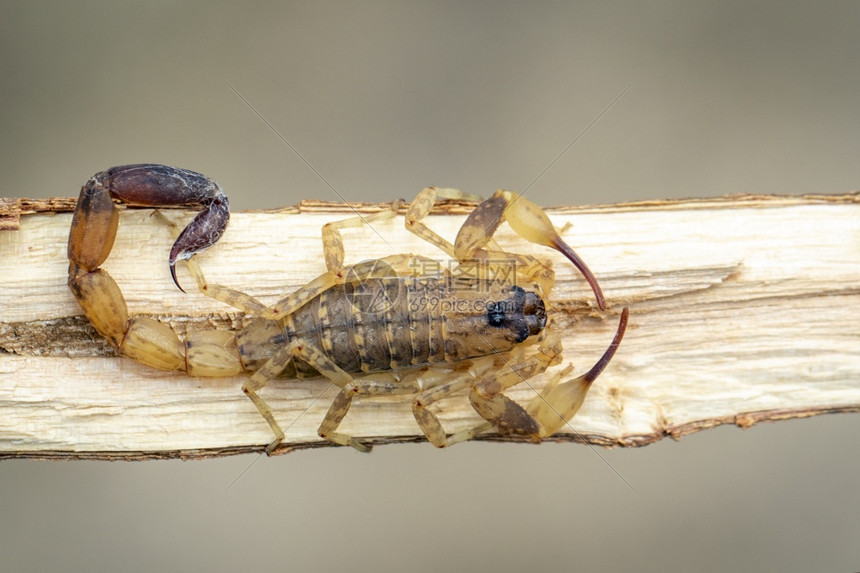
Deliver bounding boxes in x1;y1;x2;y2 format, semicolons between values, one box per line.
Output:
68;164;230;293
67;164;232;369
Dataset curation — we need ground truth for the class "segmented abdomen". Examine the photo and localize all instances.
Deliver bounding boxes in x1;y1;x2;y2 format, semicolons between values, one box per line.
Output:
236;275;532;377
284;277;448;374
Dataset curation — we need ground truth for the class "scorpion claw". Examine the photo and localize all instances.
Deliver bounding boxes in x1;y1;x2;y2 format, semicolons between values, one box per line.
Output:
167;195;230;292
459;190;609;310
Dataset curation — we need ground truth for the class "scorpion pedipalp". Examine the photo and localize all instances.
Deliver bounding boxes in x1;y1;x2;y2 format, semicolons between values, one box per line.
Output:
525;307;629;437
455;189;607;310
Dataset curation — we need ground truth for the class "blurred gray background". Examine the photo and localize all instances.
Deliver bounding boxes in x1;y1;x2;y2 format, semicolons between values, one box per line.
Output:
2;2;859;571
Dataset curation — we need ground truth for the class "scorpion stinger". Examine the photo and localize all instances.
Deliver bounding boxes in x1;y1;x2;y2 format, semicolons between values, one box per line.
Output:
167;193;230;292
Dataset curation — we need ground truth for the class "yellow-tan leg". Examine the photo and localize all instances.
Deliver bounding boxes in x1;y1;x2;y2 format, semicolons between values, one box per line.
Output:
405;187;482;258
361;253;452;282
403;187;557;293
154;211;267;314
318;372;422;453
240;333;394;453
290;342;488;452
410;358;496;447
321;203;401;273
316;357;498;450
238;337;365;454
456;247;556;294
263;203;401;319
289;342;399;452
241;342;301;453
240;336;373;454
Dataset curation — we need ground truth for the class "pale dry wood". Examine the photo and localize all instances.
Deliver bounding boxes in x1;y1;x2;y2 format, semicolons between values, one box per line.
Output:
1;194;858;460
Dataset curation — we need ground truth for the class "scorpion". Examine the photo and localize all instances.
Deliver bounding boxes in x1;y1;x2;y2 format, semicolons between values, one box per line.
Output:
68;164;628;453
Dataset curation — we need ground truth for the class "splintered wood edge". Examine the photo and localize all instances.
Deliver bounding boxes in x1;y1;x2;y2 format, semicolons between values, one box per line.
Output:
3;192;859;228
3;405;858;461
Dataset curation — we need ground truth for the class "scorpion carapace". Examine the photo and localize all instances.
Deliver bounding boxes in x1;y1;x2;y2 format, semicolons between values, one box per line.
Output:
68;164;628;453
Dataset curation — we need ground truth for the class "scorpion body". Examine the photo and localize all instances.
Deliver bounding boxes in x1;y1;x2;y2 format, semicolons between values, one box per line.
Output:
238;277;548;377
68;164;627;453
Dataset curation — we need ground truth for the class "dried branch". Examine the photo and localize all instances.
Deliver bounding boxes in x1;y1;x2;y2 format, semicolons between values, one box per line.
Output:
1;193;858;459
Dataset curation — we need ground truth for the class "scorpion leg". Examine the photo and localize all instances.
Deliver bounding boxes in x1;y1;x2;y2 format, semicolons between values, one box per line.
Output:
241;341;301;452
410;358;496;447
239;334;396;453
239;338;366;453
263;203;401;319
404;187;557;296
318;373;423;453
318;358;497;450
154;211;266;314
454;190;607;310
320;204;401;273
355;253;451;282
405;187;483;258
293;342;408;452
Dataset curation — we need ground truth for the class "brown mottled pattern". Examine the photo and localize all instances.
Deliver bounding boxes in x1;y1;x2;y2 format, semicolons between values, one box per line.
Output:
239;276;532;378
